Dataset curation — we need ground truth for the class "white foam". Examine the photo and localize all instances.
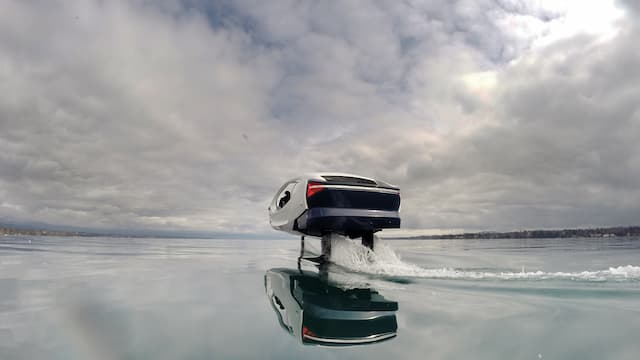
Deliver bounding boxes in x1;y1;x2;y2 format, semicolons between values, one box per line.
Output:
327;235;640;282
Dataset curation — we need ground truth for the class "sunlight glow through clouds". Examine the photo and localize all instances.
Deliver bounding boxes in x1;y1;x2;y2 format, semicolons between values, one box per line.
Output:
460;0;625;127
531;0;625;46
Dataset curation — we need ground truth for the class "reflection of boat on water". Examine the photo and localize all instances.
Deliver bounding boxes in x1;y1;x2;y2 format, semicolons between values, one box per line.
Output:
264;267;398;346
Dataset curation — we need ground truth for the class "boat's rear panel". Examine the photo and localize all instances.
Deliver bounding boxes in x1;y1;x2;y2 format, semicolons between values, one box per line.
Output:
306;188;400;211
296;182;400;238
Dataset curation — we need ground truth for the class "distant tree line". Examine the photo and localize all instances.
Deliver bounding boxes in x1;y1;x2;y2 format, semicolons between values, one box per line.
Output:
0;225;224;239
0;226;96;237
3;224;640;240
402;226;640;240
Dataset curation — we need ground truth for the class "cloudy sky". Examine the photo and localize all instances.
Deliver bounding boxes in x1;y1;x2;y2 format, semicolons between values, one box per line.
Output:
1;0;638;235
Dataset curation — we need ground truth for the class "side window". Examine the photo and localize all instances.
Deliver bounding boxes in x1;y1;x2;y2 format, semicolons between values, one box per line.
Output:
276;182;296;209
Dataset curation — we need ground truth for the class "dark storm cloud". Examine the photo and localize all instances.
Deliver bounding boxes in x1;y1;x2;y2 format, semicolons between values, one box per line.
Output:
0;0;636;233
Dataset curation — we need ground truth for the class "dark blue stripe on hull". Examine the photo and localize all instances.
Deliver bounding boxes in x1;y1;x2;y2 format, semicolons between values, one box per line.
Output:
296;208;400;238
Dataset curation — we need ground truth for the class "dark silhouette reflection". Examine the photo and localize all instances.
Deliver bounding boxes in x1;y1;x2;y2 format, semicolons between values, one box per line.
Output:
264;267;398;346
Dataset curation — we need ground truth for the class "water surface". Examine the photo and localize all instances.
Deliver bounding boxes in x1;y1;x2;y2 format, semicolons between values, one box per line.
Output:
1;235;639;359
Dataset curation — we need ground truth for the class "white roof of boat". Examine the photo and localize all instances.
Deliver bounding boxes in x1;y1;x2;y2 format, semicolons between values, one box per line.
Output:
289;172;398;189
303;172;377;182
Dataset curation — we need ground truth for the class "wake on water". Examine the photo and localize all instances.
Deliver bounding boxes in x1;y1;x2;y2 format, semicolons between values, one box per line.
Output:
305;234;640;282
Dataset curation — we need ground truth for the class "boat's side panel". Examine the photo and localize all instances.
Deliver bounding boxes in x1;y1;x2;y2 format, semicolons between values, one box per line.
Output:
269;178;307;234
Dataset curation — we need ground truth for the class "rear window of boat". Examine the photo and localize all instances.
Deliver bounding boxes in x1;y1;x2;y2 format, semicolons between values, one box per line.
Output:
321;176;377;186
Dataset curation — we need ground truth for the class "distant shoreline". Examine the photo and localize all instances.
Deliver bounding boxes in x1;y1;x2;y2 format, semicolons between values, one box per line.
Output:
0;226;168;239
2;224;639;240
0;226;96;236
395;226;640;240
0;226;232;239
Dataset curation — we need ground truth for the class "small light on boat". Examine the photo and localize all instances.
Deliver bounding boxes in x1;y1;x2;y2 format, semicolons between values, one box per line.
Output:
306;181;325;198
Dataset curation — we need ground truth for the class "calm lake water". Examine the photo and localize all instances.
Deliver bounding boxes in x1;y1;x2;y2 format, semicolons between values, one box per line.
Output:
1;235;639;359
